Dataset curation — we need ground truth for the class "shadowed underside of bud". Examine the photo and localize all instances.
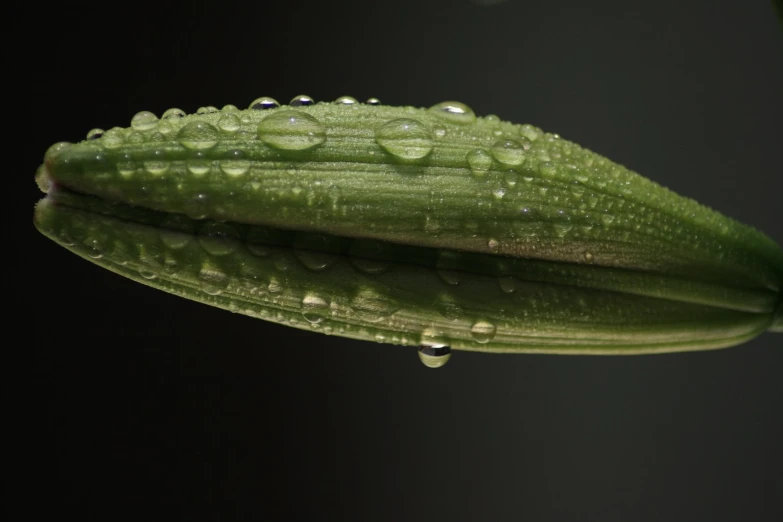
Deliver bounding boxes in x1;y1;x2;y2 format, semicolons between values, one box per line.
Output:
34;96;783;355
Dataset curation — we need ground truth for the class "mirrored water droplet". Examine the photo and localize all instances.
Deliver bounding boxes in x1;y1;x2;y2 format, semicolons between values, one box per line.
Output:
301;294;330;323
198;222;239;256
218;113;241;133
365;97;381;105
428;101;476;124
220;150;251;176
470;320;497;344
197;106;218;114
290;94;314;106
249;97;280;110
335;96;357;105
86;128;104;140
374;118;433;159
177;121;220;150
131;111;158;131
466;149;492;177
162;108;186;119
257;110;326;150
491;139;526;166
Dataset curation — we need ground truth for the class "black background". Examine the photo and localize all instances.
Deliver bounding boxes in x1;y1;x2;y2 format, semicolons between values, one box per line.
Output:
11;1;783;521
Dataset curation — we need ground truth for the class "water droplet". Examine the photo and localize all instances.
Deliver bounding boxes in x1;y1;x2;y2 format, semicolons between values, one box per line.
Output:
199;264;229;295
491;139;526;166
220;150;251;176
351;288;396;323
583;251;594;263
290;94;314;106
44;142;71;162
335;96;357;105
374;118;433;159
519;124;540;141
184;193;211;220
139;270;157;280
101;128;125;149
159;215;194;250
601;214;616;225
249;97;280;110
428;101;476;124
198;222;239;256
222;104;239;112
301;294;330;323
553;223;573;237
197;106;218;114
470;320;497;344
177;121;220;150
86;128;104;140
162;108;186;119
218;113;241;133
257;110;326;150
493;187;506;199
466;149;492;176
417;345;451;367
498;276;517;293
131;111;158;131
366;97;381;105
539;162;557;177
488;238;499;249
433;127;447;138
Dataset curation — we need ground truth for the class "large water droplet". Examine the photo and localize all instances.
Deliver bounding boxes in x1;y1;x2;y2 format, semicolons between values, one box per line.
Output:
257;110;326;150
470;320;497;344
198;222;239;256
491;139;526;166
177;121;220;150
101;128;125;149
374;118;433;159
428;101;476;124
131;111;158;131
466;149;492;176
249;97;280;110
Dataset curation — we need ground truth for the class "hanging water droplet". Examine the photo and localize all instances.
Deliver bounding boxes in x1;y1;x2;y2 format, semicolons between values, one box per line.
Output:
86;128;104;140
159;215;194;250
335;96;357;105
218;113;241;133
198;222;239;256
177;121;220;150
417;345;451;367
131;111;158;131
162;108;186;119
249;97;280;110
139;270;157;280
366;97;381;105
143;149;169;175
470;320;497;344
491;139;526;166
301;294;330;323
428;101;476;124
220;150;251;176
257;110;326;150
466;149;492;177
290;94;314;106
374;118;433;159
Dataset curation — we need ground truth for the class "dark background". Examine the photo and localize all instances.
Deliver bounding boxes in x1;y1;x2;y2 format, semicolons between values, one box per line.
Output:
10;0;782;520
